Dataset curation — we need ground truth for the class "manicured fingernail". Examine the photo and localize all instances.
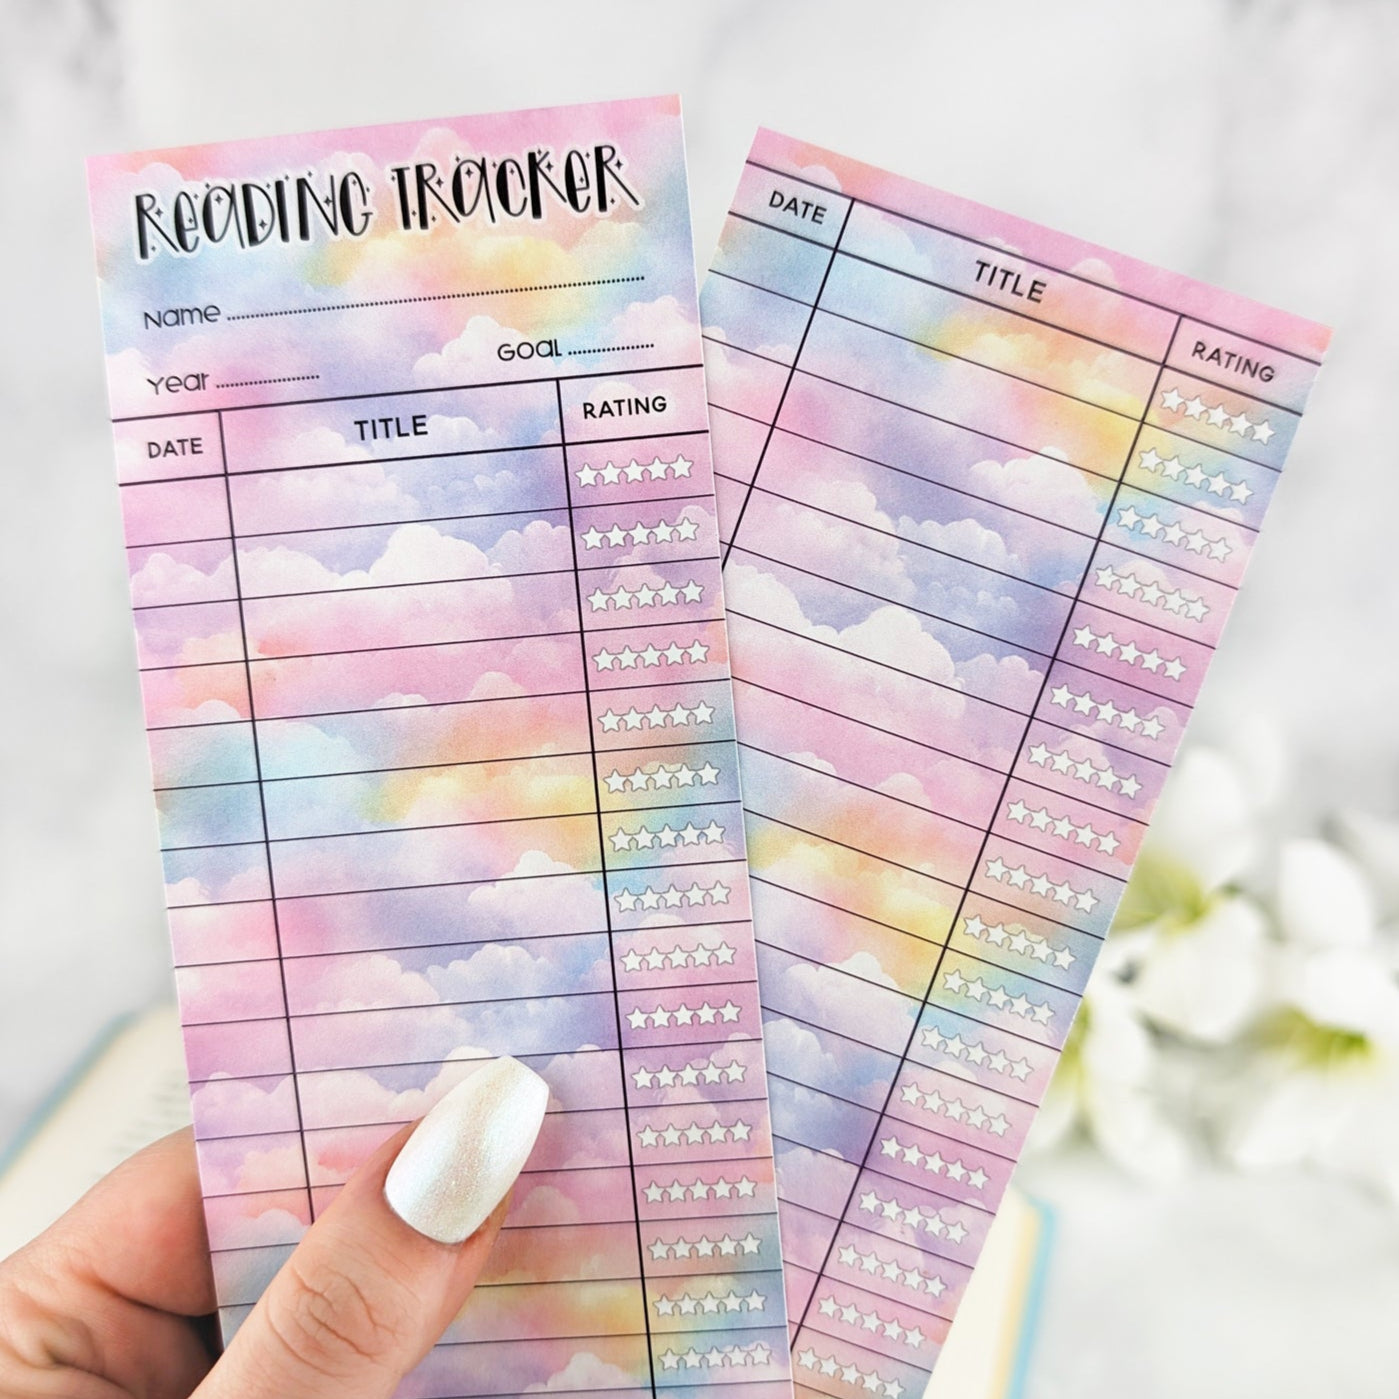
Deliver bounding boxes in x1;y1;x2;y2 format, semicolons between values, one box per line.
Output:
384;1056;549;1244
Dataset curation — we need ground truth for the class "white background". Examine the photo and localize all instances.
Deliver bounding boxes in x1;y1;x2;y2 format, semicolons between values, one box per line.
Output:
1;3;1396;1395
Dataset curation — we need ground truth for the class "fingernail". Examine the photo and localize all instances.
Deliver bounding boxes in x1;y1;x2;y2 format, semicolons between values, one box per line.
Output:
384;1056;549;1244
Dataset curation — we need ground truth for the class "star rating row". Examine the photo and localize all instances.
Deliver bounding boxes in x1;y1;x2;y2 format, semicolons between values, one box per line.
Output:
1093;564;1209;622
878;1134;990;1191
653;1287;766;1317
597;700;714;732
625;999;742;1030
576;454;694;487
857;1188;968;1242
1117;504;1232;560
1004;798;1121;857
1139;447;1253;502
593;639;709;671
794;1347;903;1397
610;820;725;853
602;761;720;793
835;1241;948;1298
921;1026;1034;1082
581;515;702;549
1025;740;1143;797
984;855;1098;912
1160;387;1275;443
962;912;1076;970
646;1231;761;1261
637;1117;753;1149
814;1293;927;1348
587;579;705;612
1072;623;1187;681
615;881;730;913
657;1342;772;1372
1048;682;1168;740
943;966;1055;1026
641;1173;757;1204
621;943;737;976
898;1078;1012;1137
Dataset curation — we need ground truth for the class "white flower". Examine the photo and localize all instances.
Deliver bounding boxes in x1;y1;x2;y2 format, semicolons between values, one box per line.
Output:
1277;836;1378;951
1028;965;1190;1182
1218;839;1399;1199
1111;746;1270;1044
1138;744;1261;892
1129;896;1269;1045
1031;743;1276;1174
1332;808;1399;930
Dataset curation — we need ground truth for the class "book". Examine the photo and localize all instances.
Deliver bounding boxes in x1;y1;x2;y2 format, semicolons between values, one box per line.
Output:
0;1003;1051;1398
924;1188;1052;1399
0;1004;190;1259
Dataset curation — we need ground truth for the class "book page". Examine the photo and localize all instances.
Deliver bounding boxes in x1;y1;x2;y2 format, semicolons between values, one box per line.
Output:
699;128;1328;1398
87;98;793;1398
0;1007;190;1259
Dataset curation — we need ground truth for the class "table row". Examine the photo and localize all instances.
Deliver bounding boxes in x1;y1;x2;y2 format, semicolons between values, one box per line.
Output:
724;156;1322;403
113;365;711;481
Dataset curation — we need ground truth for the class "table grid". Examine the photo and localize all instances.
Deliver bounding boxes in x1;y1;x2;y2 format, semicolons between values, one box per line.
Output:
701;131;1326;1399
119;372;796;1396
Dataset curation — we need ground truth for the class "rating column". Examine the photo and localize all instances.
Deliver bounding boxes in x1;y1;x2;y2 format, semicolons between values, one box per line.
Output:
557;366;791;1399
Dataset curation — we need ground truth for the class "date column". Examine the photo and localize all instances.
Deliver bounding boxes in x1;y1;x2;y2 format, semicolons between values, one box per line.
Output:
113;409;311;1328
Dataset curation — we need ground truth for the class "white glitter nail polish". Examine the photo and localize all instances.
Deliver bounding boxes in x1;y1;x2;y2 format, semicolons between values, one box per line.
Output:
384;1056;549;1244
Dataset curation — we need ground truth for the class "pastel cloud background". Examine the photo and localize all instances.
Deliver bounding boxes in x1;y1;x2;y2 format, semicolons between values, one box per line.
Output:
701;118;1324;1395
90;101;703;417
70;79;795;1396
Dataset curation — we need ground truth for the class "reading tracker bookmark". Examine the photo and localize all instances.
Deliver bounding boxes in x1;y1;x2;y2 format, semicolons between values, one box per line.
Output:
699;129;1329;1398
87;97;794;1399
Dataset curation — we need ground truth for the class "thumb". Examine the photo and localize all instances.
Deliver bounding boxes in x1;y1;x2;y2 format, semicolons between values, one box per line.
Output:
197;1056;549;1399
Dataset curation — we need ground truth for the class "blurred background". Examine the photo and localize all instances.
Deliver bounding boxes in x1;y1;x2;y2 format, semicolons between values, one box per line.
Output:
2;1;1397;1395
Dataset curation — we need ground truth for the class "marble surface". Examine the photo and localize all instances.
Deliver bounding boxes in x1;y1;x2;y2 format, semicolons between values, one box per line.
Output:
0;0;1395;1390
1016;1148;1399;1399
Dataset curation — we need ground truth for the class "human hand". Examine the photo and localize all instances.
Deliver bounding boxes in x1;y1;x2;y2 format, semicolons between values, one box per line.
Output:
0;1056;549;1399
